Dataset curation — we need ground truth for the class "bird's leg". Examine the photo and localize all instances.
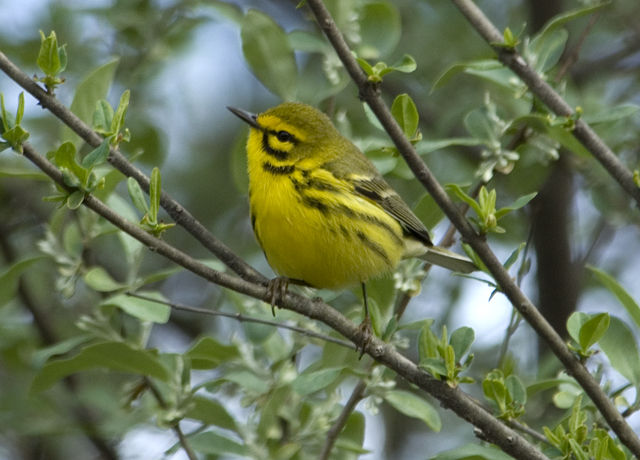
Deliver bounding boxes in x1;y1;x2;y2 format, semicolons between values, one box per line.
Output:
266;277;309;316
266;277;290;316
356;282;373;358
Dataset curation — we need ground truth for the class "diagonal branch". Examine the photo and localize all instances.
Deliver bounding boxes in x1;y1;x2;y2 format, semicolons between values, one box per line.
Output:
18;140;549;460
450;0;640;207
319;379;367;460
303;0;640;456
0;50;264;284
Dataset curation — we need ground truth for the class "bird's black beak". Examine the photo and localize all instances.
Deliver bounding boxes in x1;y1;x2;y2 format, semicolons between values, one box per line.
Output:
227;106;260;129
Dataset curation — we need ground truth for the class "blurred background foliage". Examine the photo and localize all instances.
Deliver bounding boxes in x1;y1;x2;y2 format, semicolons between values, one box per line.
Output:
1;0;640;459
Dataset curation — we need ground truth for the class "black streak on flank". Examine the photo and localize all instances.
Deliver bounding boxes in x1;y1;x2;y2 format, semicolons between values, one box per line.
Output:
356;230;390;265
262;131;288;160
336;204;403;247
300;195;329;214
290;173;340;193
262;161;295;175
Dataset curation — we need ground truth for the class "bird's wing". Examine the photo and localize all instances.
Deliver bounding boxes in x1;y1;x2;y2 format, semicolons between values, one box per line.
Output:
321;140;433;245
350;174;433;246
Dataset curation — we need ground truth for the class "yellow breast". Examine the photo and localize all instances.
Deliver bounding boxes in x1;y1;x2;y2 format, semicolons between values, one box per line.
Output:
248;148;405;289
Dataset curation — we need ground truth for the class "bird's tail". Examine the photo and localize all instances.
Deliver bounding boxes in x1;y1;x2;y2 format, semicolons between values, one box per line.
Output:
418;246;477;274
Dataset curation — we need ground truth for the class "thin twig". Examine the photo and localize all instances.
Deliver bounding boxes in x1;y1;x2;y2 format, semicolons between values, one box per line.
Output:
304;0;640;456
555;11;601;82
125;291;356;350
18;140;549;460
507;420;551;446
144;378;198;460
319;380;367;460
0;50;264;284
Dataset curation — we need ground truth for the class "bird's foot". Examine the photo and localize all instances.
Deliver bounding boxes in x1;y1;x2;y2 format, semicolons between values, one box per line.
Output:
266;277;290;316
356;316;373;359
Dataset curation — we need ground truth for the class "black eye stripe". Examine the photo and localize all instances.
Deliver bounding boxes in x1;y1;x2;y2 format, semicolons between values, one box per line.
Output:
270;129;296;144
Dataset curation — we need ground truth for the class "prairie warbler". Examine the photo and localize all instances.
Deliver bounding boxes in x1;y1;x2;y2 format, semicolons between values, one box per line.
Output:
228;102;474;343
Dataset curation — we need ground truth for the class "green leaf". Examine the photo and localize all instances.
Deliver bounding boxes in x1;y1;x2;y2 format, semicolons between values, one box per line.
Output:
356;57;374;76
578;313;609;351
384;390;441;431
185;396;238;431
287;29;328;53
127;177;149;214
503;242;526;270
530;28;568;73
569;438;589;460
415;137;483;155
417;320;437;361
357;2;401;59
446;183;482;216
80;139;110;168
31;341;169;393
292;367;343;396
413;193;445;231
505;374;527;406
584;104;640;125
421;357;448;377
494;192;538;219
337;411;366;453
65;190;85;210
588;265;640;329
567;312;590;345
110;89;130;136
189;431;248;456
1;125;30;152
0;256;45;307
101;291;170;323
241;10;297;100
149;167;161;223
0;94;9;132
599;316;640;386
93;99;114;135
83;266;126;292
432;59;503;90
206;0;244;24
431;443;515;460
390;54;417;73
534;2;609;49
391;93;419;139
464;108;496;144
37;30;62;76
223;370;270;394
362;102;384;131
62;58;120;147
0;166;47;180
15;91;24;125
449;327;474;360
186;337;240;369
53;141;89;186
31;334;93;367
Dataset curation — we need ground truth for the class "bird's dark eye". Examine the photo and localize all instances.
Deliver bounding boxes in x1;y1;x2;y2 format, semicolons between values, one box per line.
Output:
276;130;293;142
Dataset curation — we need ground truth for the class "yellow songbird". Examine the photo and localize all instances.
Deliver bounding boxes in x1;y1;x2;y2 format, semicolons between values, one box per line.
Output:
228;102;475;343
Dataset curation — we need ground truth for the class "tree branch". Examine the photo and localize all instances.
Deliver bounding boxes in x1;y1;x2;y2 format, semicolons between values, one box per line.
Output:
144;377;198;460
449;0;640;208
0;50;264;284
18;140;549;460
303;0;640;456
125;291;356;350
319;379;367;460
